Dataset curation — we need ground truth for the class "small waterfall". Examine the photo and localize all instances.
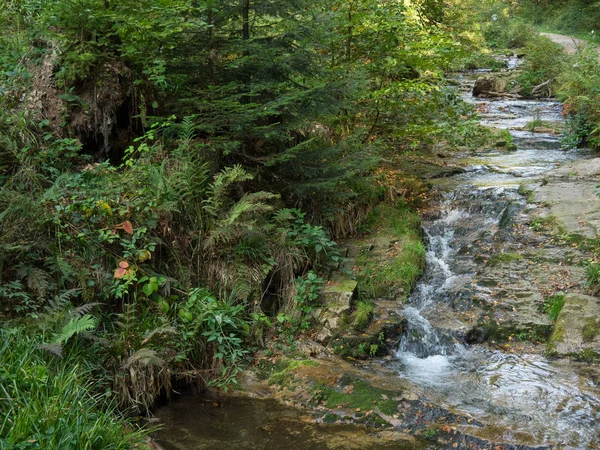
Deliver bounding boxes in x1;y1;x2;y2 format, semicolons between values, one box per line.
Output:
396;204;469;358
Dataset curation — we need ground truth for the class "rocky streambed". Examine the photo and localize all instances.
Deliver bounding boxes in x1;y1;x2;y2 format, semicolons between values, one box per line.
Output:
152;65;600;449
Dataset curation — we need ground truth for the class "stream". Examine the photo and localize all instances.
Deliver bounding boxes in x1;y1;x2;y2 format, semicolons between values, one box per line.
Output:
153;63;600;449
395;68;600;448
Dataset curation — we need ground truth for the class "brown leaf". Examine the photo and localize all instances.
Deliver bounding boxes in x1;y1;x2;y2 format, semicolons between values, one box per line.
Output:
122;221;134;235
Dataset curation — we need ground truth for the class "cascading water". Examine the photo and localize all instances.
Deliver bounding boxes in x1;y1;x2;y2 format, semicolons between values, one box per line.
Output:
393;69;600;448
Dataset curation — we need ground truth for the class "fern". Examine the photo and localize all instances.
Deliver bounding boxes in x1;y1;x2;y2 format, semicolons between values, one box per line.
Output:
204;165;253;216
55;314;98;345
72;302;102;318
44;289;81;315
123;348;165;369
16;266;51;298
141;325;176;345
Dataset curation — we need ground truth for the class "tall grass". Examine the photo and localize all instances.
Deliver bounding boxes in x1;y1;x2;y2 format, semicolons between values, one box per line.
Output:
0;328;148;450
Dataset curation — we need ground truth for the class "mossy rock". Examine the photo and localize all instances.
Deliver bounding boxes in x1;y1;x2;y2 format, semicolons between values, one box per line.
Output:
547;293;600;357
267;358;319;388
321;374;400;417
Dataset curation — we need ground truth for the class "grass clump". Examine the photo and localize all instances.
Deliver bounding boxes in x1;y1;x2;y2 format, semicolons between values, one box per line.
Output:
586;262;600;295
0;328;148;449
351;301;375;330
544;294;566;322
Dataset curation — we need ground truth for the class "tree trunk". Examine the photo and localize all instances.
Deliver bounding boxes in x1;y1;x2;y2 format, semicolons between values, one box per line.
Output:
242;0;250;40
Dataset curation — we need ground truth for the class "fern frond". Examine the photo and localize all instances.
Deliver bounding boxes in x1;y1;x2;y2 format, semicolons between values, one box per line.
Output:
45;289;81;314
204;165;253;216
123;348;165;369
224;192;277;225
16;266;51;297
141;326;176;345
72;302;102;318
55;314;98;344
38;342;63;358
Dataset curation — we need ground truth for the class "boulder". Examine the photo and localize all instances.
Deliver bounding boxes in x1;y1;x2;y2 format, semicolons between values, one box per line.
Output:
472;76;507;97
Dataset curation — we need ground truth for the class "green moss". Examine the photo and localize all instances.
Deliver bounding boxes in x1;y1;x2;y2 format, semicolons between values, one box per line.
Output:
323;412;339;423
358;239;425;301
322;374;399;416
574;349;600;363
487;253;523;267
352;203;426;301
422;428;439;440
582;319;599;343
268;358;319;387
331;332;384;359
547;318;566;354
518;183;532;196
478;319;551;344
325;278;358;294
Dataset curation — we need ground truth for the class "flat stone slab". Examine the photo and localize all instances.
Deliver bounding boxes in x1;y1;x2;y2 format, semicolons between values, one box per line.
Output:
532;181;600;238
548;293;600;356
550;157;600;179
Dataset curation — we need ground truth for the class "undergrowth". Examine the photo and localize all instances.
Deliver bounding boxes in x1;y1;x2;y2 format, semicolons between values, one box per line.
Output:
0;328;149;449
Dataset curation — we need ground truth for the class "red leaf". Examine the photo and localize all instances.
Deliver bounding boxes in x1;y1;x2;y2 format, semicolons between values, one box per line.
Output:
119;261;130;269
122;221;133;235
114;268;127;279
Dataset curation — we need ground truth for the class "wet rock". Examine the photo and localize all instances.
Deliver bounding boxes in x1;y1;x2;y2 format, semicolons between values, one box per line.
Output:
547;293;600;357
499;201;523;229
549;156;600;179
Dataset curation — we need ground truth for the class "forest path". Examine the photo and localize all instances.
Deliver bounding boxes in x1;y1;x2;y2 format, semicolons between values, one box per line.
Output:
541;31;600;57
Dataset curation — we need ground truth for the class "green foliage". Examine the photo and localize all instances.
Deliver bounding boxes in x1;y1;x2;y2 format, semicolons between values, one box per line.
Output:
0;328;148;449
516;36;568;96
558;48;600;150
0;0;497;426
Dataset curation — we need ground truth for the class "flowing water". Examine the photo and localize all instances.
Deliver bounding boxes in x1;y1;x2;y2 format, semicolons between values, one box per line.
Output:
394;70;600;448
